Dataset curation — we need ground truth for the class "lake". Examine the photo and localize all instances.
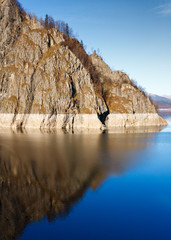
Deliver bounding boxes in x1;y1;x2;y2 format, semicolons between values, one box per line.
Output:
0;112;171;240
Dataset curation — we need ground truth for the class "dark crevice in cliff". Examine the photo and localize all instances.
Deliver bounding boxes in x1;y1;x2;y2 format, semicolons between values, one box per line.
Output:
70;78;76;99
98;110;110;126
97;87;110;125
0;0;165;129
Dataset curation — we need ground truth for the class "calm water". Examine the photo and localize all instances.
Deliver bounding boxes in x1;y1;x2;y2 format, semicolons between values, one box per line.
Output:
0;113;171;240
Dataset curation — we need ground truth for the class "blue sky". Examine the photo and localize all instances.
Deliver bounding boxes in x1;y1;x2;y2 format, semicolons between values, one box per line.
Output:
19;0;171;95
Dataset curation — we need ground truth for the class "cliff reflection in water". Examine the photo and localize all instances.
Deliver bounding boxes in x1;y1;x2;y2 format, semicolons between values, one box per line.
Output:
0;130;159;240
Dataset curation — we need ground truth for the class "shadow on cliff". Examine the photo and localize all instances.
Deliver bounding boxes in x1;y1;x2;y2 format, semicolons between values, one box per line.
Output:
97;110;110;126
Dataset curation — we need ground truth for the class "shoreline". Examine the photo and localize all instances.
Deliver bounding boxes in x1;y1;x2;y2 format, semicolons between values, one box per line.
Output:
0;113;167;130
159;109;171;112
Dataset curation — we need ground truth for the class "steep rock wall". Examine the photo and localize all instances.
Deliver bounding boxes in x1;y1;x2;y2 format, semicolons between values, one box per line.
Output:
90;52;156;114
0;0;167;129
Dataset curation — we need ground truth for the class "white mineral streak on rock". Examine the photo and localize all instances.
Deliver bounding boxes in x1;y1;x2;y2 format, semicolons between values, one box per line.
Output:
105;113;167;128
0;0;168;131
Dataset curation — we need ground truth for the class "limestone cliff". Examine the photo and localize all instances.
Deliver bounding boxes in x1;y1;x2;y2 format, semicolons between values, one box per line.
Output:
0;0;167;130
90;52;156;114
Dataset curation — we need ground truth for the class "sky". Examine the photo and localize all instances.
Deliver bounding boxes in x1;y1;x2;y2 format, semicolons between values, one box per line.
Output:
19;0;171;95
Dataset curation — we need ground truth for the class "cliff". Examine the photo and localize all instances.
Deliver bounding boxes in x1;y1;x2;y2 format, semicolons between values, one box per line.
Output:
0;0;167;130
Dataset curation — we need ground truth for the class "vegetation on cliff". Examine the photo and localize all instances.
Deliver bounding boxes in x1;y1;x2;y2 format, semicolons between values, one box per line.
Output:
0;0;163;129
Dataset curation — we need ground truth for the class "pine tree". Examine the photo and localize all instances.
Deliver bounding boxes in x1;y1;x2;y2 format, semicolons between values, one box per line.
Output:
66;24;69;37
44;14;49;29
80;40;84;49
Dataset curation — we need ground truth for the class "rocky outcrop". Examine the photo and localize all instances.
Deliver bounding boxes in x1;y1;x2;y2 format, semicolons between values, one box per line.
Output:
0;0;23;60
106;113;167;128
0;0;167;130
0;113;167;132
90;52;156;114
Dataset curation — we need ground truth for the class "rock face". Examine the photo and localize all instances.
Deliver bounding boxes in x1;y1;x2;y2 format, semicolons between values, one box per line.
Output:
0;0;167;130
90;52;156;114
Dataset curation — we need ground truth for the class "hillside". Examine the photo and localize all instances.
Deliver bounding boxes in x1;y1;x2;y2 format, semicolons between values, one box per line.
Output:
0;0;167;130
162;95;171;99
150;94;171;110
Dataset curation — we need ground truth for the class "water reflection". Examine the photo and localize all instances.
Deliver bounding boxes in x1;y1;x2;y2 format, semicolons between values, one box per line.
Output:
0;129;163;240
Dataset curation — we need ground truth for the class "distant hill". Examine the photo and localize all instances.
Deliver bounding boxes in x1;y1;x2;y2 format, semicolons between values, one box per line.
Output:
150;94;171;110
162;95;171;99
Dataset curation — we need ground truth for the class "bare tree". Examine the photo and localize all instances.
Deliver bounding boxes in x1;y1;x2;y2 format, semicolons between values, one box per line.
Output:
39;17;44;26
55;20;61;31
48;16;55;29
65;23;69;37
60;21;66;34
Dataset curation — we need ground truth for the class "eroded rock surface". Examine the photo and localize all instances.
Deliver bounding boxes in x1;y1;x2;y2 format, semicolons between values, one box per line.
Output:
90;52;156;114
0;0;167;129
